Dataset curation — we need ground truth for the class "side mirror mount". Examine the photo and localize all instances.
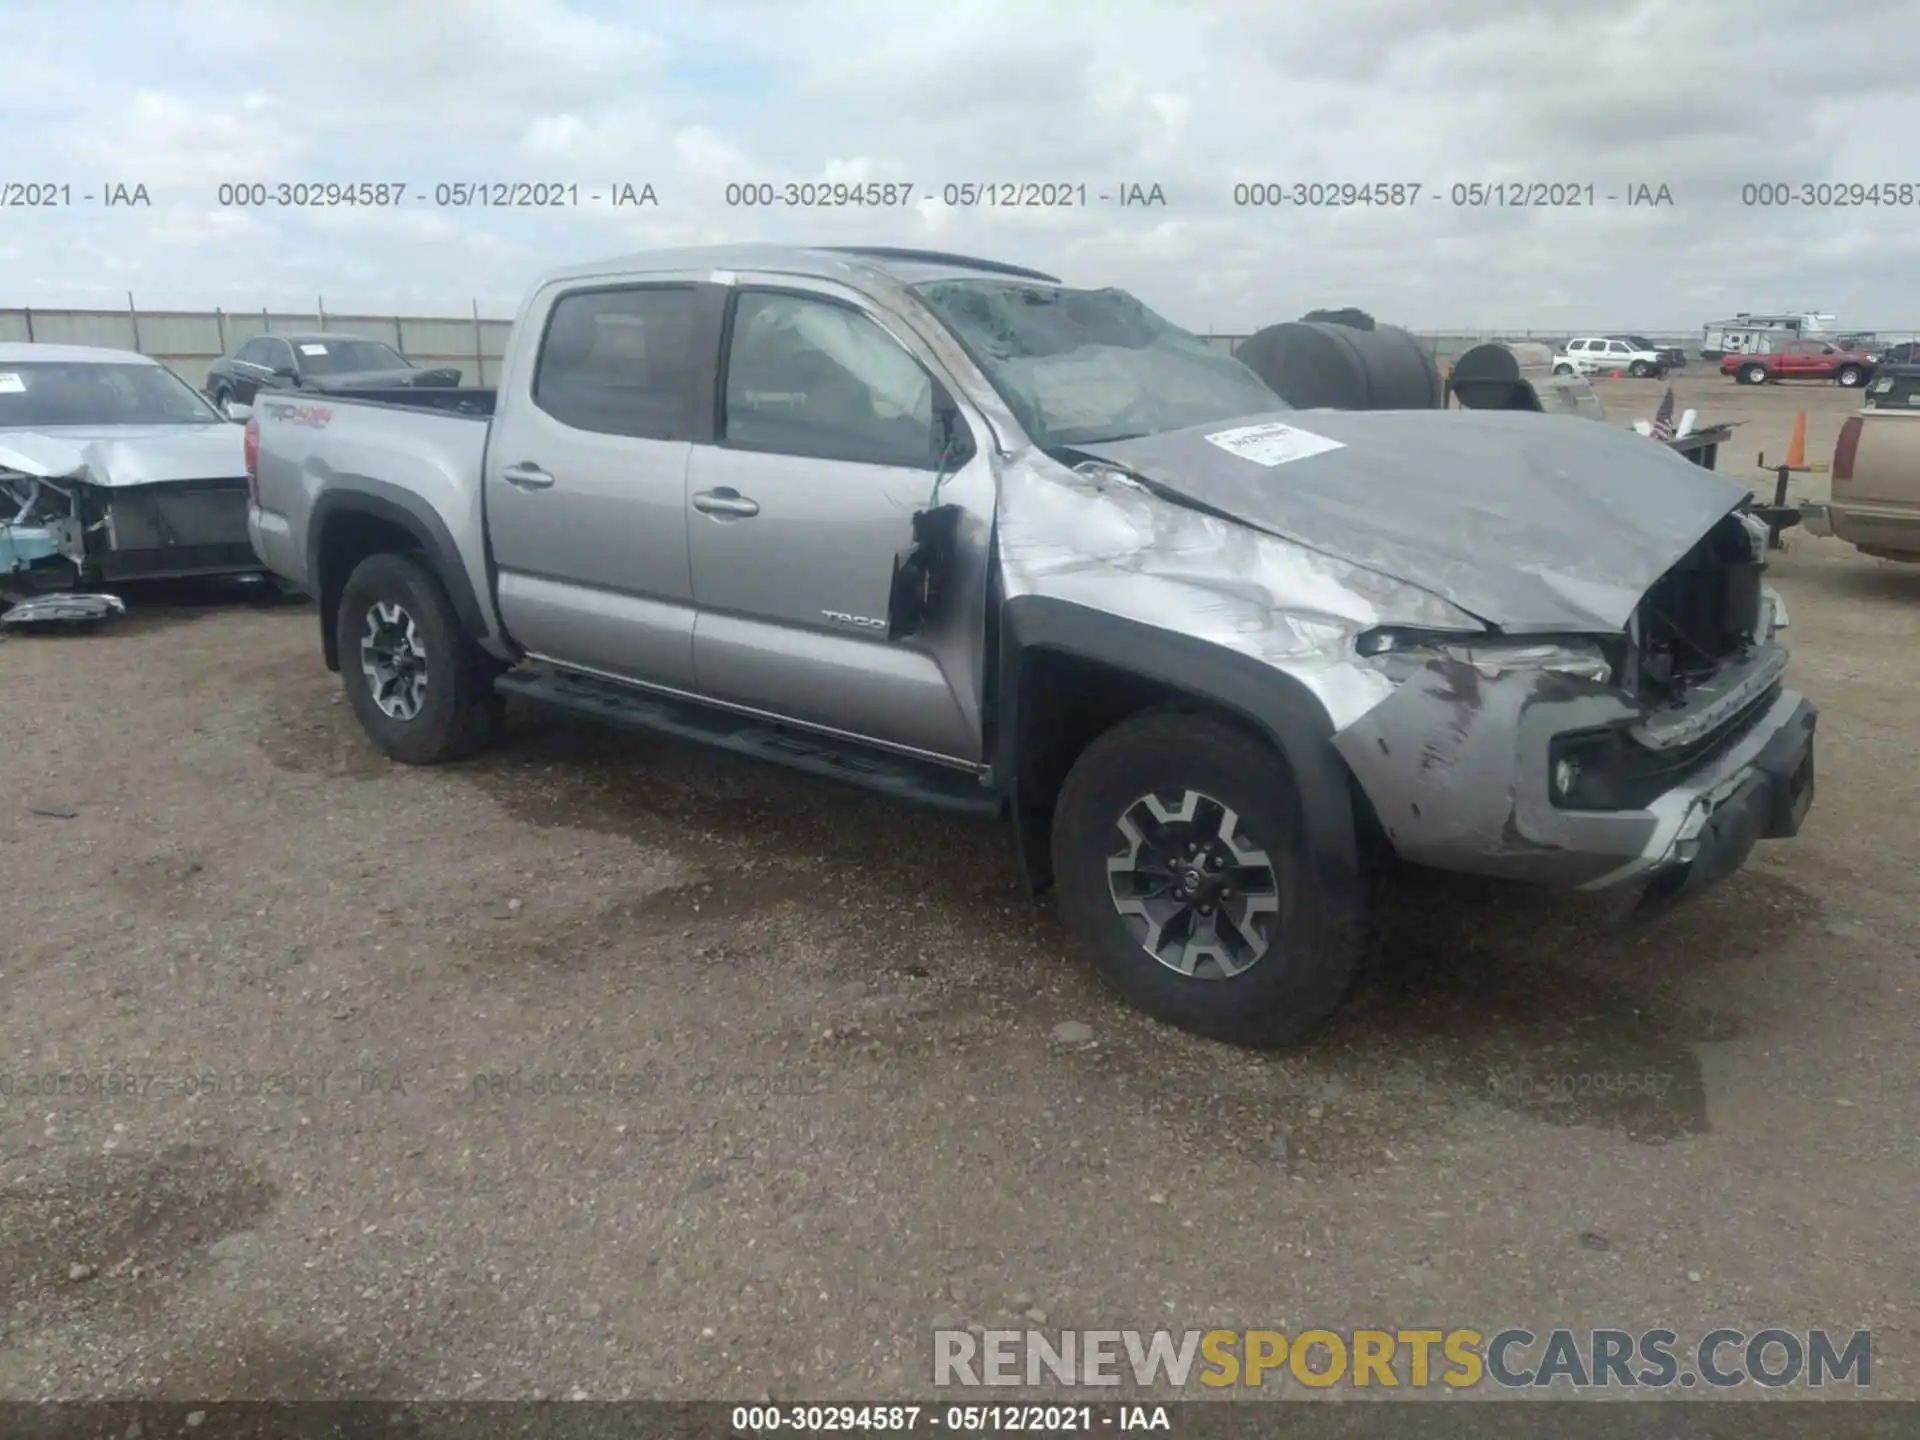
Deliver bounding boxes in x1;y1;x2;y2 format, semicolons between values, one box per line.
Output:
931;389;975;470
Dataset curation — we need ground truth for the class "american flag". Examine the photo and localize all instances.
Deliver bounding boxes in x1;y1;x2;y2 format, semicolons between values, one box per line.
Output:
1649;384;1677;441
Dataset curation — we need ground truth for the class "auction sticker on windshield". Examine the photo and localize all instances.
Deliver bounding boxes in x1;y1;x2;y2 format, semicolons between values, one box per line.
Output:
1204;421;1346;467
299;344;328;355
0;374;24;394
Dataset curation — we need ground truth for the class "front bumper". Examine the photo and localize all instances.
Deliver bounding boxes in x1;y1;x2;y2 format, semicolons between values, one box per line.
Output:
1628;696;1815;918
1331;645;1815;897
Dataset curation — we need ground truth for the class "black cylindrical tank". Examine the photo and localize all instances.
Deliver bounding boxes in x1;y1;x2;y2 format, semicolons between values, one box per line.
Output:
1237;320;1443;410
1449;341;1546;411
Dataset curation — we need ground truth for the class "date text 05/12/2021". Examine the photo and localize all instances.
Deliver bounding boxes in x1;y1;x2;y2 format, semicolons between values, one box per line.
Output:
209;182;659;208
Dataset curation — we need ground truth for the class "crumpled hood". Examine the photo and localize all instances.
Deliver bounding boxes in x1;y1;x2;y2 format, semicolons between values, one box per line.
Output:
1076;408;1752;633
0;424;246;487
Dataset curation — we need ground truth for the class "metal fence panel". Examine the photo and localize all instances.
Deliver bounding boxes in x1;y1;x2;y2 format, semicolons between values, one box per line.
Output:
0;306;516;389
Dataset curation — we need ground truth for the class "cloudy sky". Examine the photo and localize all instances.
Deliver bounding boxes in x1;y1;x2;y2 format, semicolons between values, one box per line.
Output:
3;0;1916;334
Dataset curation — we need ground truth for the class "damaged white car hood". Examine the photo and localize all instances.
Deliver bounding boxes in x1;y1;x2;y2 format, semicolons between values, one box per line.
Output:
1076;408;1753;633
0;424;246;487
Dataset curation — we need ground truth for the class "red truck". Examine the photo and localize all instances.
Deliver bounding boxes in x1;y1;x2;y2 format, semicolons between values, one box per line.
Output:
1722;338;1874;388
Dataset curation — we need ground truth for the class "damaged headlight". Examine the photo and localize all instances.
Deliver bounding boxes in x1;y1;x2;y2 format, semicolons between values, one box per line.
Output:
1355;626;1615;685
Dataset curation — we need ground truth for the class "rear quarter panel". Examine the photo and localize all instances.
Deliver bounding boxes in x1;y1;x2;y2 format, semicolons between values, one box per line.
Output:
250;393;503;643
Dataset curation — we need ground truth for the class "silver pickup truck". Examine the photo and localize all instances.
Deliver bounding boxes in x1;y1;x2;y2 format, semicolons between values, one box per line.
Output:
247;244;1817;1048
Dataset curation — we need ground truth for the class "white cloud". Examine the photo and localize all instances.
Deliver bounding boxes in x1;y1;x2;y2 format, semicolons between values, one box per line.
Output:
2;0;1916;335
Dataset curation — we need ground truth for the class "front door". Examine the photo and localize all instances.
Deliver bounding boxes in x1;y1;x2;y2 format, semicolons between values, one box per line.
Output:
484;280;707;689
684;284;991;762
1776;341;1816;378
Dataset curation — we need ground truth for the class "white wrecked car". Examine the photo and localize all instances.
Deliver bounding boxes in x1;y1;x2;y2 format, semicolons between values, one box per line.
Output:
0;342;260;603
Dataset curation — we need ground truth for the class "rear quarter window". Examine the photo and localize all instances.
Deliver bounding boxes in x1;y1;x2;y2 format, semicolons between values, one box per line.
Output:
531;285;700;440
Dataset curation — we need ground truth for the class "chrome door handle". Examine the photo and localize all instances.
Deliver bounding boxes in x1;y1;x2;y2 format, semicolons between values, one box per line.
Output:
692;488;760;518
502;463;555;491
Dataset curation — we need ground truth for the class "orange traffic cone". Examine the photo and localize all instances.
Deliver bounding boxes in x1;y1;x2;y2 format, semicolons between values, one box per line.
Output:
1610;370;1623;380
1785;410;1808;470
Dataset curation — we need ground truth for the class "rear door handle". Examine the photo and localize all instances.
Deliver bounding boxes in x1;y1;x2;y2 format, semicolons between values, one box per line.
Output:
692;487;760;518
502;463;555;491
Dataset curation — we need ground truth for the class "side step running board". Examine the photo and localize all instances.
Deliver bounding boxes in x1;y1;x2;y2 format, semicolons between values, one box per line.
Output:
495;668;1002;818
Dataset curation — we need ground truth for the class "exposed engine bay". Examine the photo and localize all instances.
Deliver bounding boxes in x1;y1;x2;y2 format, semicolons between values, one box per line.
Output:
1629;510;1767;699
1;444;256;604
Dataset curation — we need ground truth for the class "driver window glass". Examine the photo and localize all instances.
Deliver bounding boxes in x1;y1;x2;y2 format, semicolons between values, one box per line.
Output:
723;291;943;470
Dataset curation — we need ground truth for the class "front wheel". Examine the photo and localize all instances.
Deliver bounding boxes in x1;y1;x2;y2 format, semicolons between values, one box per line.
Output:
1739;363;1768;385
1050;710;1362;1048
1629;360;1652;378
337;551;502;765
1836;365;1865;388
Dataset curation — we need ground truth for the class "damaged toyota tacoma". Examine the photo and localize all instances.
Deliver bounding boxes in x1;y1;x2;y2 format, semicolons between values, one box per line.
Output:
247;244;1817;1047
2;342;260;606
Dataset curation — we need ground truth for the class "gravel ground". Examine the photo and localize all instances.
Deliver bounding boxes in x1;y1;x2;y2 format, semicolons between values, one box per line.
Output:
2;377;1915;1405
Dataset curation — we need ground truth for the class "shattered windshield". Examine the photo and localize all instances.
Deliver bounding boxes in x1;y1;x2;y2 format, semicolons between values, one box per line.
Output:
912;279;1284;448
0;362;223;428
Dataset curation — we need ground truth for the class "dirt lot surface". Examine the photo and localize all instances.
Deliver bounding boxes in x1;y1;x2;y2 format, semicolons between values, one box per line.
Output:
3;375;1915;1408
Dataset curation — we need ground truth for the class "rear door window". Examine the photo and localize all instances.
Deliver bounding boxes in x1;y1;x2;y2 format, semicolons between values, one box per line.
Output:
532;285;700;440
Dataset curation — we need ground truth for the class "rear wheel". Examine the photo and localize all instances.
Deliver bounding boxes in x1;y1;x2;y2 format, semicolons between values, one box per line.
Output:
1050;710;1362;1048
337;551;502;764
1552;363;1574;375
1739;363;1768;385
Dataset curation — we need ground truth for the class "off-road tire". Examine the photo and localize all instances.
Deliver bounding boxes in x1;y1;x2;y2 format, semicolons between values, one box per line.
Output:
337;551;502;765
1050;709;1362;1048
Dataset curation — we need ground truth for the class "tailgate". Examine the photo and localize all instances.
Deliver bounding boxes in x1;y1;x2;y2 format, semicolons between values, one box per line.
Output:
1837;400;1920;510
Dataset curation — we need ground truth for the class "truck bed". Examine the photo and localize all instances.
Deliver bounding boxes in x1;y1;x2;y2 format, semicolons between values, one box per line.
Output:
263;386;497;417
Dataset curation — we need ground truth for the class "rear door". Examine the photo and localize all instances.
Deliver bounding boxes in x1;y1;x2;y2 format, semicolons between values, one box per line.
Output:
484;276;719;689
683;278;993;762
